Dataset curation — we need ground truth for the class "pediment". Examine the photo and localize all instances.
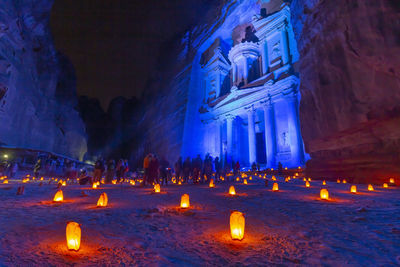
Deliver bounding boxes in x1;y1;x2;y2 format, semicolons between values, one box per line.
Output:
213;86;264;109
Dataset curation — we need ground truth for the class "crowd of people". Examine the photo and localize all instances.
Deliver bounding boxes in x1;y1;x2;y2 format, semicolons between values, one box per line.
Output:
92;158;130;184
142;153;246;186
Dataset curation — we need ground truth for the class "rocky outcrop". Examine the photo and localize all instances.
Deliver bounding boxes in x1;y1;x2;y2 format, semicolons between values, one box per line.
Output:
290;0;400;182
0;0;87;159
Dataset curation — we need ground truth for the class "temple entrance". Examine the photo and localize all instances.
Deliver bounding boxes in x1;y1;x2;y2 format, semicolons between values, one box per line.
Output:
256;132;266;164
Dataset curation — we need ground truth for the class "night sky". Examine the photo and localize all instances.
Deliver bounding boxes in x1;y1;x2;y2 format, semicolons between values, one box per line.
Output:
50;0;218;109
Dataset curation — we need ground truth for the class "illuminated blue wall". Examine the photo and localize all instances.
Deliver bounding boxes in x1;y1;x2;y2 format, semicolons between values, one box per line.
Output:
182;0;309;168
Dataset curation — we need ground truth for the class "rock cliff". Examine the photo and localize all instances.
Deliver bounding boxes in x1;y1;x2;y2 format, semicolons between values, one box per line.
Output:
290;0;400;182
0;0;87;159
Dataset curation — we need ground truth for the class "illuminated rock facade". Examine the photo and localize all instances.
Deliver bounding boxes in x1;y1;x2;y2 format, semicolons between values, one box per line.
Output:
182;2;306;167
0;0;87;159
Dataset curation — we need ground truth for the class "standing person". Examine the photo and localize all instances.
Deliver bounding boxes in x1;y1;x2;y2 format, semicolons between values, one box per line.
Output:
123;159;129;179
234;161;240;177
34;159;41;178
203;154;213;182
93;158;105;183
183;157;191;184
9;161;18;178
192;155;202;184
148;154;159;185
174;157;182;182
159;156;169;185
115;159;124;183
214;157;221;181
143;154;151;186
105;160;115;184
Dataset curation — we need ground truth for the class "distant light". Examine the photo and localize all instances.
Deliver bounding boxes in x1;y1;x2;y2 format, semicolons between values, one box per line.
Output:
3;154;8;159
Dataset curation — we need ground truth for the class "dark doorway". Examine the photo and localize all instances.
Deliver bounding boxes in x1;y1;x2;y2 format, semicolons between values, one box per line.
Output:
256;132;266;164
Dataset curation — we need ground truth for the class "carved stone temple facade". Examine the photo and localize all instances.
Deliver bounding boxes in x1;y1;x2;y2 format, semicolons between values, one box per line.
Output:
182;2;307;168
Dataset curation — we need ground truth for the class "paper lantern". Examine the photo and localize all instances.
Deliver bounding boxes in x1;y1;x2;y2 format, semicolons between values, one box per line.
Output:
92;183;97;189
229;185;236;195
209;179;215;188
285;177;289;182
3;180;8;184
285;167;288;170
112;180;117;185
180;194;190;208
389;178;395;184
383;183;388;188
337;179;340;183
66;222;81;251
178;180;182;185
230;211;245;241
97;192;108;207
53;190;63;202
62;181;66;186
295;173;299;177
368;184;374;191
320;188;329;200
243;179;247;185
322;180;326;185
154;184;161;193
236;177;240;182
342;179;347;184
305;181;310;187
271;176;276;181
303;178;306;182
308;178;311;181
272;182;279;191
350;185;357;193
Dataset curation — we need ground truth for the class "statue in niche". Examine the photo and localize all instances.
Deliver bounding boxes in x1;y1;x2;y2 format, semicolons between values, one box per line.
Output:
271;41;281;59
282;131;288;147
279;131;290;152
241;26;259;43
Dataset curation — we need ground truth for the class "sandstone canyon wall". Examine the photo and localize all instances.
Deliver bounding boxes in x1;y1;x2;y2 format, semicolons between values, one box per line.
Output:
290;0;400;182
0;0;87;160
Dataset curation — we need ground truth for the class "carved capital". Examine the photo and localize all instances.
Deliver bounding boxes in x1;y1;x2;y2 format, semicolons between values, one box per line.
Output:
245;105;256;114
225;114;236;122
261;97;274;110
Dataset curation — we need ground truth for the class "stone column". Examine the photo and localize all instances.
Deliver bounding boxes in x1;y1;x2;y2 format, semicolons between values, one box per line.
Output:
232;63;237;84
260;39;269;75
285;93;304;166
226;115;235;163
246;107;257;165
280;27;290;65
263;100;277;167
215;119;222;158
243;57;248;83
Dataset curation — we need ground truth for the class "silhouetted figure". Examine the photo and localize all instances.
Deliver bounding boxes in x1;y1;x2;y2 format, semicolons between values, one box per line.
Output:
34;159;42;178
116;159;124;183
148;155;159;185
251;162;257;172
93;158;105;182
159;156;169;185
183;157;191;183
143;154;152;186
174;157;183;181
105;160;115;184
214;157;221;181
278;162;283;175
234;161;240;177
192;155;202;184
